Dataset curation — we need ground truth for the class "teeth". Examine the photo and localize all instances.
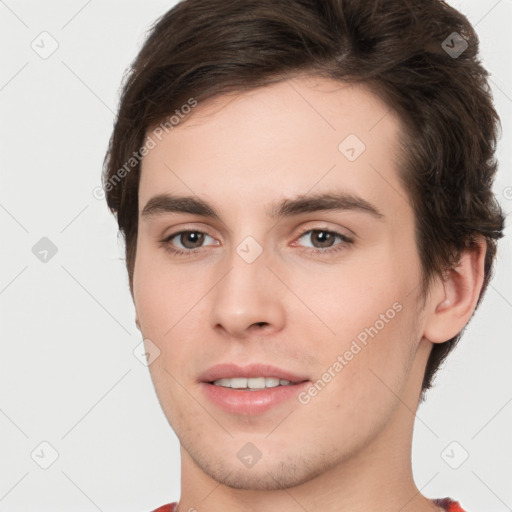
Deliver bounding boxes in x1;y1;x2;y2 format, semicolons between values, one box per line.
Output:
212;377;295;389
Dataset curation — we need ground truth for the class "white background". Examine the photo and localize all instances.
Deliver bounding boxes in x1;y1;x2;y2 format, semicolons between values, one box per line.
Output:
0;1;511;511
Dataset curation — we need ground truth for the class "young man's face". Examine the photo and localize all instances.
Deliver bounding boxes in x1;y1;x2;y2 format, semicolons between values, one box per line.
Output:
134;76;434;491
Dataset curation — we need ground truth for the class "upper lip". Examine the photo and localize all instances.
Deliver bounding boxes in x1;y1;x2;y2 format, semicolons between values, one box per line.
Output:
199;363;309;383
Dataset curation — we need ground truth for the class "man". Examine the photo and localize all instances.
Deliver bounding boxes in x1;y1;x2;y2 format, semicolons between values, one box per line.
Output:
102;1;505;511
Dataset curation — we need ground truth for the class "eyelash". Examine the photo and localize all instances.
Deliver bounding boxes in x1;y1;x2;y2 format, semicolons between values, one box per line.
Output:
160;227;354;258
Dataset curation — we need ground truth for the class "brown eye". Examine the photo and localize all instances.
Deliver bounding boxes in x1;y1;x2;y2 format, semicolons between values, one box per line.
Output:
162;230;217;256
177;231;205;249
295;228;354;256
309;230;337;248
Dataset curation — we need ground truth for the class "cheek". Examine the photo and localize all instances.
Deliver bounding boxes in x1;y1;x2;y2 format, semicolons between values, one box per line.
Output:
133;277;168;336
133;252;201;414
133;244;197;334
297;294;419;439
288;251;410;338
290;255;419;388
133;247;211;385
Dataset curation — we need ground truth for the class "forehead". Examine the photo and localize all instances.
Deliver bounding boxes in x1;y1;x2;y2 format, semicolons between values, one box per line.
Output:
139;75;407;217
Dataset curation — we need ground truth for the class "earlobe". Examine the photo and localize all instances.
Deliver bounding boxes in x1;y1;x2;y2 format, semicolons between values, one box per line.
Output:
422;237;487;344
135;314;141;331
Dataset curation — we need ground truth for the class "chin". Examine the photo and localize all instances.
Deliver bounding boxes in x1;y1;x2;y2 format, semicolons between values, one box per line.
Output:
185;438;340;491
201;463;316;491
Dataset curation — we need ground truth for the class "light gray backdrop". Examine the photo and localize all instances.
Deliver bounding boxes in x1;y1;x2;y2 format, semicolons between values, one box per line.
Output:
1;1;511;511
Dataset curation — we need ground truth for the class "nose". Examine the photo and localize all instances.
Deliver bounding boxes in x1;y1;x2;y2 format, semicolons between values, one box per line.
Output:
208;246;286;339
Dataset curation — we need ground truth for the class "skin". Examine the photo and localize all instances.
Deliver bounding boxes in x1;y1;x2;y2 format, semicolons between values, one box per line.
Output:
133;74;486;512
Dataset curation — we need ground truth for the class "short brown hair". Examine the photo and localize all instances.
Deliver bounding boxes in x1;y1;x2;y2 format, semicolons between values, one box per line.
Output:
102;0;505;400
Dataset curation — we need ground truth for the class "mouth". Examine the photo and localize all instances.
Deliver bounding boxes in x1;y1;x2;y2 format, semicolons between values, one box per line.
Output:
207;376;307;390
198;363;310;415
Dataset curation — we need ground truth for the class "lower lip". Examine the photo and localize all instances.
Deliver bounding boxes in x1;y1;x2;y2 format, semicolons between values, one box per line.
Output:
200;381;310;415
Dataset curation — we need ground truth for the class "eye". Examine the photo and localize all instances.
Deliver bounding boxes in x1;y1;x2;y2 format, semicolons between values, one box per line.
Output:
294;228;354;255
160;230;218;256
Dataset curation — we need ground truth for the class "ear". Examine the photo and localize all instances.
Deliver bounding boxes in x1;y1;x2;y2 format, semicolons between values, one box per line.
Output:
422;237;487;344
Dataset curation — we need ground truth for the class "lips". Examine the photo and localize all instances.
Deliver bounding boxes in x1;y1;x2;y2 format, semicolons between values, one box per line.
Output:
198;363;309;384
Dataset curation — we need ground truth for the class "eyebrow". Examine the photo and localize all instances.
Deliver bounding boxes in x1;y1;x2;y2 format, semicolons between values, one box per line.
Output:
141;191;385;221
